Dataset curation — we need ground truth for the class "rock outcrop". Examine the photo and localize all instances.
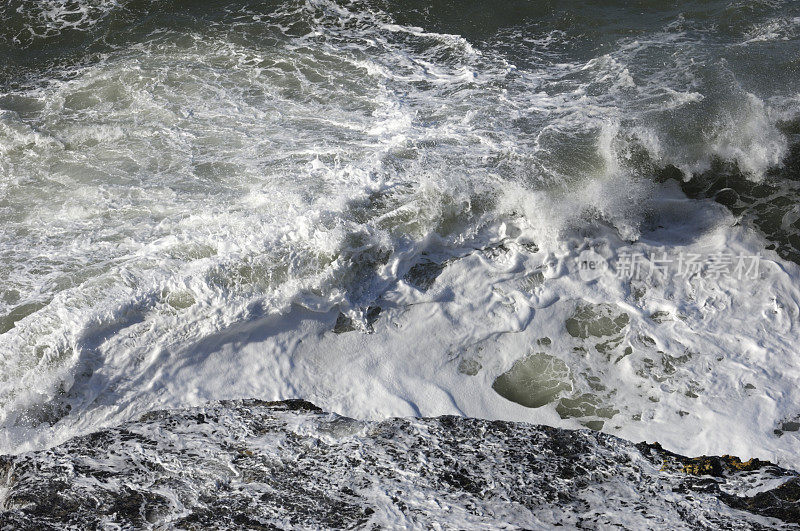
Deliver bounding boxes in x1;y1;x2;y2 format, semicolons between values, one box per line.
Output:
1;399;798;529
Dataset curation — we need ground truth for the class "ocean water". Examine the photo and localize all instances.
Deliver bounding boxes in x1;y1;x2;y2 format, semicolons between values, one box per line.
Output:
1;0;800;468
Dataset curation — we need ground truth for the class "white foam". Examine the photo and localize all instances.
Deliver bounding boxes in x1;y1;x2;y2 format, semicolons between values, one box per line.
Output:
14;189;800;469
2;0;800;471
742;16;800;44
11;0;120;40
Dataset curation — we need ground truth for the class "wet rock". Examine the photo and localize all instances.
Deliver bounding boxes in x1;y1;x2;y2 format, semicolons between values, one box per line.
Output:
661;147;800;266
404;258;447;291
715;187;740;207
2;400;799;529
638;441;800;524
782;421;800;433
333;312;357;333
333;306;382;334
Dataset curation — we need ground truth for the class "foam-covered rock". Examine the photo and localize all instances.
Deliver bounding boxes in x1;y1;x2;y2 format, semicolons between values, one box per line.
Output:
1;400;798;529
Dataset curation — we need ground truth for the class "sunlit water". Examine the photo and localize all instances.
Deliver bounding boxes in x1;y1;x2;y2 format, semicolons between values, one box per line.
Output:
2;0;800;467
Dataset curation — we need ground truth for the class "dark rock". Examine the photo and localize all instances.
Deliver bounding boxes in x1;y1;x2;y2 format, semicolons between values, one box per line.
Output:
1;400;798;529
661;143;800;266
714;187;739;206
404;258;446;291
333;312;357;333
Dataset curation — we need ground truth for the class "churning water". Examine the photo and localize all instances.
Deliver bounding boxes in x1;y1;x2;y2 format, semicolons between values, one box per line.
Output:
2;0;800;466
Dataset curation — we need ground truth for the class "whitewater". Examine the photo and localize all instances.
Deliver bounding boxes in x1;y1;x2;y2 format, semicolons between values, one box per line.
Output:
2;0;800;475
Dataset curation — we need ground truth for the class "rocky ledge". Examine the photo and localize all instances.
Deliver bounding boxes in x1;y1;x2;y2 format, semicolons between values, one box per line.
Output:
1;399;798;529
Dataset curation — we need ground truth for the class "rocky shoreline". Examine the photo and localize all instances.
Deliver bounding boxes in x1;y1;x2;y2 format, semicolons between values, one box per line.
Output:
1;399;798;529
